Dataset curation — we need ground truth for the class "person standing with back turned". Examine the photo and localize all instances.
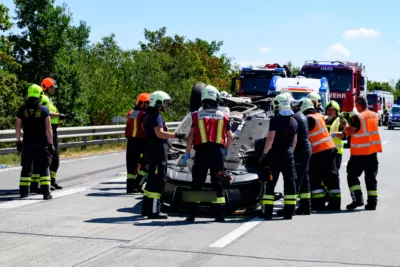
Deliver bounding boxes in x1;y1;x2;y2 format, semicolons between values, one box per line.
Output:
16;84;54;199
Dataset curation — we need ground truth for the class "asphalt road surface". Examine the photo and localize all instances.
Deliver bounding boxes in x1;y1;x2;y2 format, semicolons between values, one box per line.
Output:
0;127;399;267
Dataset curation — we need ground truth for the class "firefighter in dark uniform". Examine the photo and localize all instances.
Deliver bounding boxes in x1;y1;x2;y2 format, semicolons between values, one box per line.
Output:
259;94;298;220
333;97;382;210
16;84;54;199
31;78;65;192
125;93;150;194
289;95;312;215
300;98;341;211
144;91;185;219
184;85;233;222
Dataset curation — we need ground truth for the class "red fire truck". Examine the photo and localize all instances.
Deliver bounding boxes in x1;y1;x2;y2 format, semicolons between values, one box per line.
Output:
300;60;367;113
367;90;394;126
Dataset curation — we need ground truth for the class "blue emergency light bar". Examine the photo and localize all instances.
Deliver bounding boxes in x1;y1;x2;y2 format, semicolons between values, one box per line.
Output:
241;67;286;72
319;77;328;93
268;75;281;91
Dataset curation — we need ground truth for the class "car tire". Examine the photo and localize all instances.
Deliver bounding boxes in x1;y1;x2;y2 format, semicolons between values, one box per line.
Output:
190;83;207;112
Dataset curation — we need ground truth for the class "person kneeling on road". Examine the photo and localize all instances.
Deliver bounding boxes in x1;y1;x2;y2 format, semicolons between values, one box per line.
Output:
125;93;151;194
143;91;185;219
300;98;341;211
258;94;298;220
16;84;54;200
183;85;233;222
333;96;382;211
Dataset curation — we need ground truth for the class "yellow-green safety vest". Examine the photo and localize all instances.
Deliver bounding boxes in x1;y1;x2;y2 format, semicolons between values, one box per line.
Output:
41;95;59;125
328;117;343;155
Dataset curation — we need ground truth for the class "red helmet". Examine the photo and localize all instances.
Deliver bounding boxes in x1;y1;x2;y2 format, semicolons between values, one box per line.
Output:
41;78;58;91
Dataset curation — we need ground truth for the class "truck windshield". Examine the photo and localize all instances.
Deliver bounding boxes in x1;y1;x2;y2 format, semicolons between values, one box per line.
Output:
367;94;378;105
302;67;352;93
290;92;327;110
240;70;286;95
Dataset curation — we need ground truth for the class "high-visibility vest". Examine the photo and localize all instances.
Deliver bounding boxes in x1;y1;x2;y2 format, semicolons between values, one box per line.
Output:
42;95;59;125
125;109;146;138
350;110;382;156
307;113;335;154
192;108;229;146
327;117;344;155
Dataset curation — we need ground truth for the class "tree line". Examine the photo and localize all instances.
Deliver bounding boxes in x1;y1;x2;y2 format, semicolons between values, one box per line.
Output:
1;0;399;130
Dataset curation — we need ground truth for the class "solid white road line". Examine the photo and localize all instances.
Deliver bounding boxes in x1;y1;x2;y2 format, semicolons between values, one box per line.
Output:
209;217;263;248
0;187;88;209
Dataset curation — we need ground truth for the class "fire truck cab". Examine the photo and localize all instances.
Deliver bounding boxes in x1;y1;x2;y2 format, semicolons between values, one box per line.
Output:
367;90;394;126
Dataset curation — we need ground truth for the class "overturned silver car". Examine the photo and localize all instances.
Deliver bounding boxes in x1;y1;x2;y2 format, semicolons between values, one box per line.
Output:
162;83;277;213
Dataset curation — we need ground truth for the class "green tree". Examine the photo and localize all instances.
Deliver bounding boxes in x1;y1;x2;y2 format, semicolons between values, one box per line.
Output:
0;4;22;129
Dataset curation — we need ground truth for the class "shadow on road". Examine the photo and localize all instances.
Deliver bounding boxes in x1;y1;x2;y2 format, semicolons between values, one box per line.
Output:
100;181;125;185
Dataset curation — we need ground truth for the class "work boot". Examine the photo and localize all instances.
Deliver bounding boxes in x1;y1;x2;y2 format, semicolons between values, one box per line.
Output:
261;205;273;220
346;190;364;210
147;198;168;219
30;182;41;194
141;195;148;216
311;198;326;211
51;178;63;190
41;185;53;200
296;199;311;215
20;186;30;198
326;198;341;211
283;205;295;220
365;197;377;210
186;202;199;222
214;204;226;222
126;179;135;194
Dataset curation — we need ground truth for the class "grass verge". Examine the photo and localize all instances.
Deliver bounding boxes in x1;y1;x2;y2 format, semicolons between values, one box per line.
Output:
0;142;126;168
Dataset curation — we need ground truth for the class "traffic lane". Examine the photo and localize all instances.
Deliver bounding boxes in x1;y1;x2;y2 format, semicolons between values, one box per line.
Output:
0;152;126;199
0;175;252;267
204;128;399;267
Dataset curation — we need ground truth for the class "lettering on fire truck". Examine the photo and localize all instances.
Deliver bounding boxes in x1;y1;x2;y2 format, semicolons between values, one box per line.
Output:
330;93;346;98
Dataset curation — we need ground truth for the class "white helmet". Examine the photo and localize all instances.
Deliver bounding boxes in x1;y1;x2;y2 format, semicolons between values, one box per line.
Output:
149;91;172;108
201;85;220;103
220;91;229;98
307;92;321;106
299;97;315;113
272;94;293;116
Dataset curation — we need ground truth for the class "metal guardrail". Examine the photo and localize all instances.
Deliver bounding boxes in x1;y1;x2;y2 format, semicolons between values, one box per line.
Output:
0;122;181;155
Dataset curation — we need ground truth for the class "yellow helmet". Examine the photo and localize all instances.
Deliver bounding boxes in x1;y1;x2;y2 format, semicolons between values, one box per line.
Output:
27;84;43;99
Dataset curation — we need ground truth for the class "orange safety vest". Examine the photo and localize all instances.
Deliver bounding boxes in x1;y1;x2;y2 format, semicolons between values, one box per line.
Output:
350;110;382;156
307;113;335;154
192;109;229;146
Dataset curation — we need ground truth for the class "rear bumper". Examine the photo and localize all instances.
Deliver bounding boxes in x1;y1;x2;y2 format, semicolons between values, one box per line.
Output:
388;120;400;127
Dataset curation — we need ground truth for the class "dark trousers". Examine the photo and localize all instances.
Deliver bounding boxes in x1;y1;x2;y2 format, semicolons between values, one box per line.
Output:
335;153;342;172
347;153;378;202
126;137;147;191
20;143;50;196
188;143;225;219
295;148;312;204
32;125;59;184
144;144;168;214
261;153;297;217
309;148;341;209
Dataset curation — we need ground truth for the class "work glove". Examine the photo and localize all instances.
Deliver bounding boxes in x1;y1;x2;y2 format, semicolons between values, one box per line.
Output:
331;132;337;138
47;144;55;155
16;141;23;153
59;113;66;120
223;148;228;157
258;153;269;169
183;152;190;165
175;133;185;139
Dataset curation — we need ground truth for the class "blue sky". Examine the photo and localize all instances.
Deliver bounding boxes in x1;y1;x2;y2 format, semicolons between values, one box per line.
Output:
3;0;399;82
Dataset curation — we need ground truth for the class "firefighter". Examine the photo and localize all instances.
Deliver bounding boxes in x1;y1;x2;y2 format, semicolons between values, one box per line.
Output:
307;92;324;113
325;100;346;170
184;85;233;222
259;94;298;220
144;91;185;219
16;84;54;199
301;98;341;211
290;96;312;215
125;93;150;194
383;108;389;126
333;97;382;210
32;78;65;191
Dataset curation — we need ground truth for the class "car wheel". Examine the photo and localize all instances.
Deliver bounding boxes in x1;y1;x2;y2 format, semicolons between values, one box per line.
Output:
190;83;207;112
